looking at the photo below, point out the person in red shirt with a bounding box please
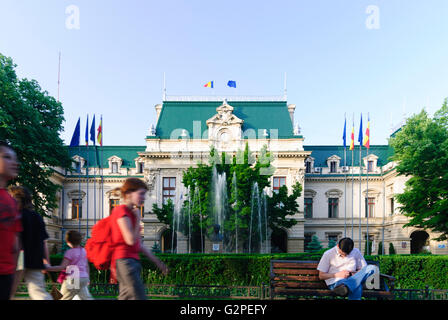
[0,141,21,300]
[110,178,168,300]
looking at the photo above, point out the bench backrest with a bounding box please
[270,260,326,289]
[270,260,380,290]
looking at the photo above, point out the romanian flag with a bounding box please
[363,114,370,149]
[349,120,355,151]
[204,81,214,88]
[97,115,103,146]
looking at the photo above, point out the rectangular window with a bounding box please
[163,177,176,205]
[273,177,286,193]
[365,197,375,218]
[75,162,81,173]
[112,162,118,173]
[72,199,82,219]
[110,199,120,213]
[138,162,144,174]
[368,161,374,172]
[390,198,394,215]
[330,162,337,173]
[304,198,313,218]
[305,162,311,174]
[328,198,338,218]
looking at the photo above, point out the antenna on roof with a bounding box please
[163,72,166,101]
[283,72,287,100]
[57,51,61,102]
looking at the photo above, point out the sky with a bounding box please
[1,0,448,146]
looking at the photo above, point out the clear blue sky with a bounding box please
[1,0,448,146]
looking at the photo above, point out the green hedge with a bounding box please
[366,255,448,290]
[49,252,448,289]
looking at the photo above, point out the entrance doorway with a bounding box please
[410,231,429,254]
[271,229,288,253]
[161,229,177,253]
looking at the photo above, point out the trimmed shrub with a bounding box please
[50,253,448,289]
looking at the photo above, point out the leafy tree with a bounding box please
[389,243,396,255]
[0,53,72,216]
[328,238,337,249]
[153,142,301,253]
[377,241,383,255]
[306,235,322,252]
[389,100,448,241]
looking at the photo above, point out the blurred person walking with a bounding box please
[8,185,53,300]
[0,141,21,300]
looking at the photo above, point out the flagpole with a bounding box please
[78,143,81,234]
[366,145,369,254]
[358,114,363,251]
[85,115,90,238]
[86,141,89,238]
[343,113,347,238]
[101,115,104,219]
[57,51,61,102]
[93,147,97,226]
[351,113,355,240]
[365,113,370,255]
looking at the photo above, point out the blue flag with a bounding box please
[227,80,236,88]
[90,115,96,145]
[358,113,363,146]
[85,115,89,146]
[70,117,81,147]
[342,117,346,148]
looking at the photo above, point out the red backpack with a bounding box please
[85,216,114,270]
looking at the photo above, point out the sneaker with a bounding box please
[332,284,349,297]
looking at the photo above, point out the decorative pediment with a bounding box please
[108,155,123,164]
[206,100,244,127]
[206,100,244,149]
[325,189,343,198]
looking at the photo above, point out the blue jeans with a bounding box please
[328,265,377,300]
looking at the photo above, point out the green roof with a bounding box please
[67,146,145,168]
[155,101,296,139]
[303,145,395,167]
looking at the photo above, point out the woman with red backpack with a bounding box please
[109,178,168,300]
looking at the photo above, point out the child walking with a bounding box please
[46,230,93,300]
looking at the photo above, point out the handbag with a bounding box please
[50,285,63,300]
[48,272,63,300]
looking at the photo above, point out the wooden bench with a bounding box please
[270,260,395,300]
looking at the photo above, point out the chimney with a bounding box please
[287,104,296,125]
[155,104,163,122]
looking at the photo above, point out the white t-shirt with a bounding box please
[317,246,367,286]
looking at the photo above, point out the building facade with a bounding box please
[45,97,448,255]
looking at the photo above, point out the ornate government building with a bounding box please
[47,97,448,255]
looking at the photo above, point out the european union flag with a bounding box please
[90,114,96,145]
[227,80,236,88]
[69,117,81,147]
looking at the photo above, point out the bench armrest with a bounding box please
[380,273,395,290]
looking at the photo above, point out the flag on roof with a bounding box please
[227,80,236,88]
[69,117,80,147]
[97,115,103,146]
[90,114,96,146]
[358,113,363,146]
[363,114,370,149]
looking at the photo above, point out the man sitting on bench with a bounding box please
[317,237,377,300]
